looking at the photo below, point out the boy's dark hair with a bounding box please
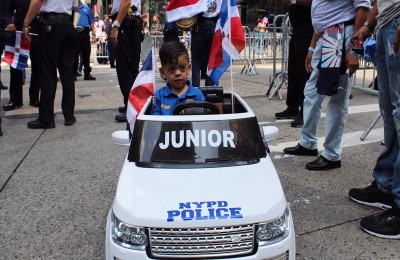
[159,41,189,66]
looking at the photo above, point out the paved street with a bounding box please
[0,62,397,259]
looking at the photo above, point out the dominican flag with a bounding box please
[166,0,207,22]
[2,31,31,71]
[126,49,156,133]
[207,0,245,85]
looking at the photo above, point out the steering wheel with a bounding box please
[173,101,220,115]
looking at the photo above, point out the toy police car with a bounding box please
[106,88,295,259]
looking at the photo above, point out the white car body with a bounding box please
[106,92,295,259]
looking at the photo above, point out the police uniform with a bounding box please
[28,12,41,107]
[74,2,96,80]
[152,81,205,115]
[111,0,142,122]
[24,0,78,129]
[0,0,13,135]
[191,0,222,88]
[3,0,30,111]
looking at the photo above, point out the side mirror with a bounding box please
[112,130,130,146]
[262,126,279,142]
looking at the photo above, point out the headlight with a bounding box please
[111,211,148,250]
[256,206,291,246]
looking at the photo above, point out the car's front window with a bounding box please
[128,117,266,168]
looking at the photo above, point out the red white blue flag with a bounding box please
[207,0,245,85]
[2,31,31,71]
[166,0,208,22]
[127,49,156,133]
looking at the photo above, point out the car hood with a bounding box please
[112,157,287,228]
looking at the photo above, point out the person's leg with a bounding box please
[116,19,141,106]
[58,21,77,122]
[82,31,95,79]
[8,67,23,105]
[299,38,324,150]
[353,17,400,240]
[320,25,354,161]
[190,28,203,88]
[285,37,299,111]
[37,21,61,124]
[29,31,41,104]
[204,20,215,86]
[384,17,400,208]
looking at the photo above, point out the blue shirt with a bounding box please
[152,81,205,115]
[77,3,95,28]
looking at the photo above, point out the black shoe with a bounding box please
[1,84,8,90]
[115,113,127,122]
[0,126,3,136]
[118,106,127,113]
[291,115,303,128]
[27,119,55,129]
[349,181,394,210]
[360,204,400,239]
[65,116,76,126]
[110,65,116,68]
[76,71,82,77]
[305,155,341,171]
[3,102,23,111]
[29,100,40,107]
[84,74,96,80]
[283,143,318,156]
[275,107,299,119]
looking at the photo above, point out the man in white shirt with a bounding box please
[23,0,79,129]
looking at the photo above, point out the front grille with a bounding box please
[148,224,255,258]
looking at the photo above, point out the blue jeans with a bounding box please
[372,16,400,208]
[299,25,353,161]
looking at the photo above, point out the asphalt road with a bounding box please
[0,63,397,259]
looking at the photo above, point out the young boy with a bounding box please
[152,41,205,115]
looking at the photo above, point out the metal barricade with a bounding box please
[95,35,109,64]
[240,26,256,75]
[266,13,290,100]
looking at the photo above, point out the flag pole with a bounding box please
[227,0,235,113]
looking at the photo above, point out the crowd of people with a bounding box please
[0,0,399,240]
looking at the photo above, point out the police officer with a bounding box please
[110,0,142,122]
[23,0,78,129]
[191,0,222,88]
[74,0,96,81]
[0,0,13,135]
[3,0,30,111]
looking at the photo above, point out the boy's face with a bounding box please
[160,53,191,91]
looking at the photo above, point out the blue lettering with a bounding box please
[207,201,217,208]
[217,201,228,207]
[192,201,206,208]
[167,210,180,222]
[229,207,243,219]
[216,208,229,219]
[182,210,194,221]
[208,208,216,219]
[179,202,191,209]
[195,209,208,220]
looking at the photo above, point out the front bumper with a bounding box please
[105,209,296,260]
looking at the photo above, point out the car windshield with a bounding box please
[128,117,267,168]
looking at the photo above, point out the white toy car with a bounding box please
[106,88,295,259]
